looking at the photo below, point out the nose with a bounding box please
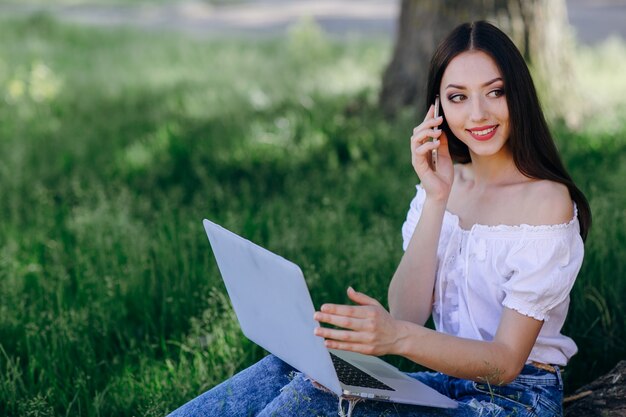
[469,96,487,122]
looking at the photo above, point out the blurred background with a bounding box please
[0,0,625,416]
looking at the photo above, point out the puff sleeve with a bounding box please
[401,185,426,251]
[501,224,584,321]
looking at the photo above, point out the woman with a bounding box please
[169,21,591,417]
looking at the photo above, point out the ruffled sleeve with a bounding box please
[501,225,584,321]
[401,185,426,251]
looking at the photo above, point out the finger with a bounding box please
[414,116,444,134]
[412,127,443,140]
[314,327,373,343]
[413,140,441,158]
[347,287,382,307]
[323,340,377,356]
[314,311,366,329]
[422,104,435,123]
[318,303,371,318]
[411,132,442,159]
[411,128,443,146]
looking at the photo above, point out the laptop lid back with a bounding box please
[203,219,342,396]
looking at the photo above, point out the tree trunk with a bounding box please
[502,0,578,124]
[379,0,491,118]
[379,0,576,123]
[564,360,626,416]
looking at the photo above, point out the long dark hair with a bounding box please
[426,21,591,241]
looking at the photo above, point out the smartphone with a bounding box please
[431,95,440,171]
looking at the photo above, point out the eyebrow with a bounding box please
[445,77,503,90]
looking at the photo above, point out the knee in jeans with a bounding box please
[261,354,292,374]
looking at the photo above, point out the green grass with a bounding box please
[0,14,624,416]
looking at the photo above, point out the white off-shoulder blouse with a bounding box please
[401,185,584,366]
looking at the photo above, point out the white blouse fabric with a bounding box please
[401,185,584,366]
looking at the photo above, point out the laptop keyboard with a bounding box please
[329,353,395,391]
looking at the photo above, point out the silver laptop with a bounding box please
[203,219,457,409]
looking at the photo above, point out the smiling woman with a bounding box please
[167,21,591,417]
[440,53,510,156]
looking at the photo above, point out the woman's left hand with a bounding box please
[313,287,402,356]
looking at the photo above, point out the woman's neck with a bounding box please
[466,149,528,189]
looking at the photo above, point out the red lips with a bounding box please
[466,125,498,141]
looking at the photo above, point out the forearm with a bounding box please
[388,197,447,325]
[393,321,523,384]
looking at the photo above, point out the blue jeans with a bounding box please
[167,355,563,416]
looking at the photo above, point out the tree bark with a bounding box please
[379,0,576,122]
[379,0,491,117]
[564,360,626,416]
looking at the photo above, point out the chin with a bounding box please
[465,141,508,158]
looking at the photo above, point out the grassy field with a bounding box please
[0,14,625,416]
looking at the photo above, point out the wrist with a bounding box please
[423,194,449,211]
[392,320,420,357]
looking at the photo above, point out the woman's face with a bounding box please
[439,51,510,160]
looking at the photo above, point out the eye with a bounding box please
[448,94,466,103]
[488,88,505,98]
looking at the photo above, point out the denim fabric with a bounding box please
[167,355,563,417]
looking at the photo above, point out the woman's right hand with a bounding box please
[410,105,454,201]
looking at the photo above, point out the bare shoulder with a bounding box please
[520,180,574,225]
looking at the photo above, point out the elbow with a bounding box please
[480,351,525,385]
[484,343,528,385]
[389,304,429,326]
[496,360,525,385]
[499,365,523,385]
[479,365,520,386]
[388,304,408,321]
